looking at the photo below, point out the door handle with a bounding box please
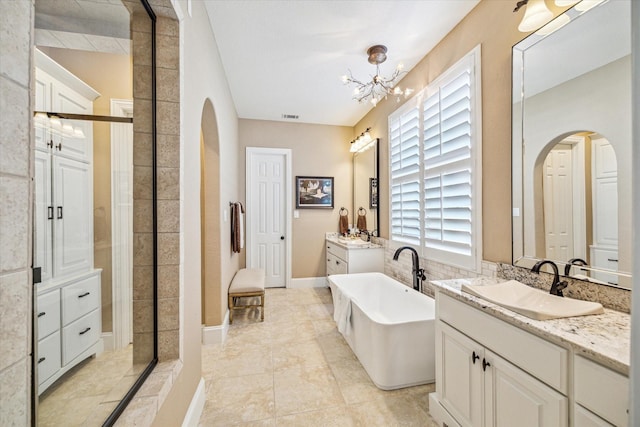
[482,358,491,372]
[280,236,285,240]
[472,351,480,364]
[47,206,53,220]
[57,206,63,219]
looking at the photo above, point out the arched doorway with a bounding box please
[200,99,223,333]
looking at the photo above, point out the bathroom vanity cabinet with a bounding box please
[429,283,630,427]
[325,239,384,276]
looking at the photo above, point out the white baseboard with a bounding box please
[181,377,205,427]
[201,310,229,346]
[289,277,328,288]
[101,333,114,352]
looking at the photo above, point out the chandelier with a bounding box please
[342,45,413,106]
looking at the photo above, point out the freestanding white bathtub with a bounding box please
[328,272,435,390]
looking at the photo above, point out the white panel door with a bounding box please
[247,149,288,288]
[484,349,567,427]
[437,321,483,427]
[53,156,93,277]
[543,145,573,261]
[51,81,93,163]
[35,150,53,282]
[35,69,53,151]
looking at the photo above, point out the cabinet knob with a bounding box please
[482,358,491,371]
[472,351,480,364]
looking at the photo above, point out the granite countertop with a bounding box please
[325,234,383,250]
[430,277,631,375]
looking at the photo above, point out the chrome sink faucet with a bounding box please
[531,260,568,297]
[392,246,426,292]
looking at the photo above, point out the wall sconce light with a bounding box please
[514,0,553,32]
[350,127,375,153]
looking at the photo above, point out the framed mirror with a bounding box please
[512,0,631,288]
[32,0,157,425]
[352,138,380,236]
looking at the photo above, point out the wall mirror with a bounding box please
[512,0,631,288]
[33,0,157,425]
[352,138,380,236]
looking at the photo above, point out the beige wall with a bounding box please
[38,48,133,333]
[353,0,562,264]
[152,0,241,423]
[239,119,354,279]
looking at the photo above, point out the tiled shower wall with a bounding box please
[0,0,33,425]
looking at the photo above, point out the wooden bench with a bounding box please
[228,268,265,324]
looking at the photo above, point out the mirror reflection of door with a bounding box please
[539,132,618,282]
[543,143,576,261]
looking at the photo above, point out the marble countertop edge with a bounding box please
[430,277,630,375]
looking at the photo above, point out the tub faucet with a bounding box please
[531,260,567,297]
[564,258,588,276]
[392,246,426,292]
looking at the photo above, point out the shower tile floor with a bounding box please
[199,287,438,426]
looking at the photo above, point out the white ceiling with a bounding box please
[204,1,480,127]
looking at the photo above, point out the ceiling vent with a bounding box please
[281,114,299,120]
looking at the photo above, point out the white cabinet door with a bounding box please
[53,156,93,277]
[484,349,567,427]
[35,69,54,151]
[51,80,93,163]
[437,321,483,427]
[35,150,54,282]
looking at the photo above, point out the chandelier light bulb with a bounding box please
[341,75,348,83]
[397,63,405,71]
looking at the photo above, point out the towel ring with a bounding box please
[358,207,367,215]
[339,207,349,216]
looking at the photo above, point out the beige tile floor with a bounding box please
[37,345,146,427]
[199,287,438,426]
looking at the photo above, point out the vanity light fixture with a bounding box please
[514,0,554,32]
[342,45,413,107]
[350,127,375,153]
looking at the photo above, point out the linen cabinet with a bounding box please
[34,49,103,394]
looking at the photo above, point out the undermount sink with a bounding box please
[461,280,604,320]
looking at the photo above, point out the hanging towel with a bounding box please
[356,209,367,232]
[333,287,352,336]
[339,214,349,235]
[238,202,245,250]
[231,202,244,253]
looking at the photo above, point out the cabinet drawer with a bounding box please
[62,309,101,365]
[37,290,60,340]
[61,274,100,326]
[574,405,614,427]
[326,242,347,263]
[574,355,628,426]
[326,252,348,275]
[438,293,568,394]
[38,331,61,386]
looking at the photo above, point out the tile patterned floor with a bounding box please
[199,287,438,426]
[37,345,145,427]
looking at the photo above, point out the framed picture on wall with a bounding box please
[296,176,334,208]
[369,178,378,208]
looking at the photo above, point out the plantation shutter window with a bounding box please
[388,46,481,272]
